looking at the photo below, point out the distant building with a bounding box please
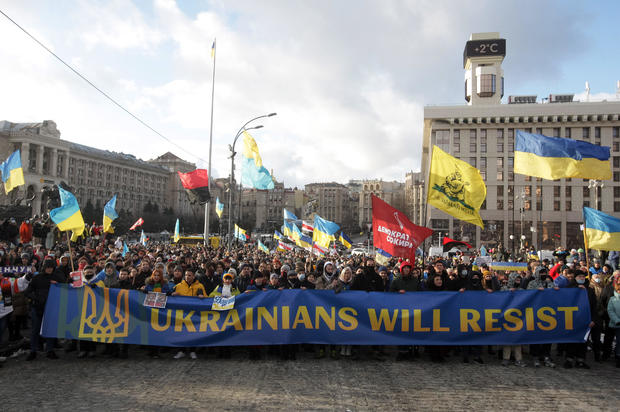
[422,32,620,250]
[404,171,424,225]
[358,179,406,230]
[0,120,169,216]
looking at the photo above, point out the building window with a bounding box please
[553,127,560,137]
[614,172,620,182]
[565,127,571,138]
[497,186,504,196]
[614,157,620,168]
[496,171,503,181]
[497,199,504,210]
[565,186,572,197]
[566,201,571,211]
[553,186,560,197]
[584,201,590,208]
[615,202,620,212]
[614,142,620,152]
[583,187,590,197]
[525,200,531,210]
[614,127,619,139]
[614,187,620,198]
[469,157,477,168]
[433,130,451,152]
[595,127,601,139]
[536,128,543,135]
[497,158,504,169]
[583,127,590,139]
[554,201,560,211]
[478,74,496,97]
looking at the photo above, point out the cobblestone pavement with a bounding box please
[2,345,619,411]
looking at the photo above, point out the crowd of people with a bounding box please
[0,220,619,369]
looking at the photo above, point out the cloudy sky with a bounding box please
[1,0,619,188]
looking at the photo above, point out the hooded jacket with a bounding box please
[526,268,554,290]
[351,266,383,292]
[315,261,337,290]
[24,262,66,313]
[500,272,523,291]
[464,271,484,291]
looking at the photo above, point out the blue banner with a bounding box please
[41,285,590,347]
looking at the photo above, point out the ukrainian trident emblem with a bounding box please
[78,286,130,342]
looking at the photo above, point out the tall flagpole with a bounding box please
[204,38,216,247]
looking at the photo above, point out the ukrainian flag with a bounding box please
[50,186,85,233]
[103,194,118,233]
[339,232,352,249]
[292,224,311,248]
[122,242,129,257]
[215,197,224,218]
[375,248,391,265]
[274,230,283,240]
[235,224,247,242]
[258,240,269,253]
[515,130,611,180]
[583,207,620,251]
[489,262,528,272]
[140,230,147,246]
[283,208,298,221]
[282,221,294,239]
[241,131,274,190]
[0,150,25,194]
[312,214,339,248]
[174,218,180,243]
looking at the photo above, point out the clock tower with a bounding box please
[464,32,506,106]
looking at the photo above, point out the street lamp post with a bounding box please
[227,113,277,249]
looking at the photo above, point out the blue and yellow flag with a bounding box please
[312,214,339,248]
[211,38,216,59]
[283,208,298,222]
[339,232,352,249]
[0,150,25,194]
[234,224,247,242]
[215,197,224,218]
[241,131,274,190]
[291,224,311,248]
[258,240,269,253]
[583,207,620,251]
[140,230,148,246]
[282,221,294,239]
[122,242,129,257]
[103,194,118,234]
[274,230,283,240]
[515,130,611,180]
[375,248,391,265]
[50,186,85,234]
[174,218,180,243]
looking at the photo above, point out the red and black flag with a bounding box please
[178,169,210,204]
[442,236,473,253]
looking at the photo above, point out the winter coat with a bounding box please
[351,266,383,292]
[174,279,206,297]
[327,279,351,294]
[24,269,65,314]
[607,291,620,328]
[389,275,420,292]
[315,262,337,290]
[19,222,33,244]
[526,268,555,290]
[0,274,30,319]
[235,275,253,293]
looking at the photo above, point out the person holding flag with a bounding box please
[0,149,25,194]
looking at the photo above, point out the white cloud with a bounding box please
[0,0,613,189]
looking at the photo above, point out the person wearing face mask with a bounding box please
[459,271,484,364]
[296,266,315,290]
[448,263,470,291]
[499,273,527,367]
[606,274,620,367]
[563,270,597,369]
[390,262,420,294]
[527,267,558,368]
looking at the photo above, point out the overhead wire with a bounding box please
[0,8,208,165]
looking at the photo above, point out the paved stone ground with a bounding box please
[2,344,618,411]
